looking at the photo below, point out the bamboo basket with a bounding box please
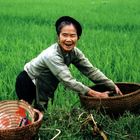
[0,100,43,140]
[79,82,140,114]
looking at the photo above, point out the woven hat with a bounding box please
[55,16,82,37]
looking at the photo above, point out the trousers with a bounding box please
[15,70,59,111]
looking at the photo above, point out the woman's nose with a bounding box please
[65,36,72,41]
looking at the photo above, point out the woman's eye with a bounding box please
[71,34,76,37]
[62,34,68,37]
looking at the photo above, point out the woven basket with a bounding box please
[79,82,140,114]
[0,100,43,140]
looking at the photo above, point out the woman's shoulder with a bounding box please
[41,43,62,59]
[41,43,58,54]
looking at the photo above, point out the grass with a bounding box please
[0,0,140,139]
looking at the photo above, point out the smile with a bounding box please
[64,44,73,46]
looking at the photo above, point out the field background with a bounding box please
[0,0,140,139]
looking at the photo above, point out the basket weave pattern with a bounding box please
[0,100,43,140]
[79,83,140,114]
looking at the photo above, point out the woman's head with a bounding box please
[55,16,82,38]
[55,16,82,52]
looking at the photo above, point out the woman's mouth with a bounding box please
[64,43,73,46]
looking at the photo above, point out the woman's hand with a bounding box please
[87,89,109,98]
[114,85,123,95]
[86,84,123,98]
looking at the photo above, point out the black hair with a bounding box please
[56,21,78,36]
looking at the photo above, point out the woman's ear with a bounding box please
[78,36,80,40]
[55,35,59,42]
[57,35,59,40]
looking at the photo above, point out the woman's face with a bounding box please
[58,24,78,52]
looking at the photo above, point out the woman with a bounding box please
[15,16,122,111]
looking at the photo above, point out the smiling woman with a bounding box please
[58,23,78,52]
[15,16,122,112]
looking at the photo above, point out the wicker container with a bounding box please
[0,100,43,140]
[79,82,140,114]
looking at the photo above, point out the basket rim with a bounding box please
[0,100,32,106]
[79,82,140,100]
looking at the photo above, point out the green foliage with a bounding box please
[0,0,140,139]
[38,108,140,140]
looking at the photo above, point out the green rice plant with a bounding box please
[0,0,140,139]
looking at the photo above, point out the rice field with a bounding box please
[0,0,140,139]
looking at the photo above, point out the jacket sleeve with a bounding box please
[72,48,116,91]
[43,55,90,95]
